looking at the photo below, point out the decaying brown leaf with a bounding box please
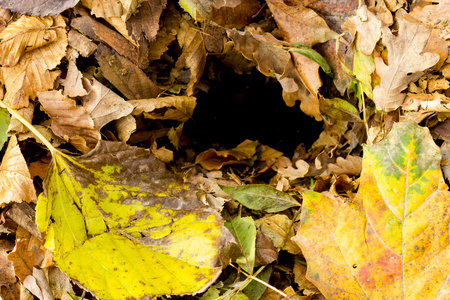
[7,226,45,282]
[0,136,37,206]
[61,60,88,98]
[266,0,339,47]
[171,19,206,96]
[211,0,261,29]
[0,0,79,16]
[96,44,161,99]
[0,239,16,288]
[372,10,440,112]
[38,90,100,153]
[127,0,167,42]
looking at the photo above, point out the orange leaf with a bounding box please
[293,122,450,298]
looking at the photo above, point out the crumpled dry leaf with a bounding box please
[372,10,440,112]
[1,15,67,109]
[114,115,136,142]
[266,0,339,47]
[23,268,54,300]
[67,29,97,58]
[127,0,167,42]
[80,78,134,130]
[0,136,37,207]
[38,90,100,153]
[0,239,16,288]
[196,140,258,170]
[129,96,196,122]
[0,0,79,16]
[7,226,45,282]
[61,60,88,98]
[179,0,240,21]
[171,19,206,96]
[210,0,260,29]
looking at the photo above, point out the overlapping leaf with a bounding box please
[36,142,232,299]
[293,122,450,298]
[1,15,67,109]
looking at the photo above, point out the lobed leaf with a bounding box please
[293,122,450,299]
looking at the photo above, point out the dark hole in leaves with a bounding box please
[184,67,323,157]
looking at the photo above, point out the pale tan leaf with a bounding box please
[7,104,34,134]
[0,16,57,67]
[23,268,54,300]
[129,96,196,122]
[61,60,88,98]
[277,159,310,180]
[1,15,67,109]
[327,155,362,176]
[67,30,97,58]
[255,214,301,254]
[115,114,136,142]
[372,10,439,112]
[80,78,134,130]
[38,90,100,153]
[0,135,37,206]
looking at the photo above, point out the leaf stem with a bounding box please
[0,100,58,155]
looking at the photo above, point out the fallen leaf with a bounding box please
[0,0,79,16]
[196,148,249,170]
[23,268,54,300]
[171,19,206,96]
[221,184,300,213]
[266,0,339,47]
[0,107,9,149]
[255,214,300,254]
[127,0,167,42]
[384,0,406,12]
[67,29,97,58]
[277,159,310,180]
[8,226,45,282]
[80,78,134,130]
[36,142,232,299]
[210,0,260,29]
[46,267,74,300]
[7,104,34,134]
[1,15,67,109]
[372,10,440,112]
[114,114,136,142]
[129,96,196,122]
[225,216,256,274]
[38,90,100,152]
[179,0,240,21]
[293,122,450,298]
[61,60,88,98]
[0,135,37,206]
[0,239,16,287]
[0,16,57,67]
[96,44,161,99]
[353,35,376,99]
[71,15,142,66]
[254,231,277,266]
[327,155,362,176]
[319,97,362,122]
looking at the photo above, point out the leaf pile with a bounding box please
[1,0,450,299]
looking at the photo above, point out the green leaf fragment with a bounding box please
[288,45,333,78]
[319,97,362,123]
[37,142,230,299]
[225,216,256,274]
[221,184,300,213]
[0,107,10,150]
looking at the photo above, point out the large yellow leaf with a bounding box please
[1,15,67,109]
[293,122,450,299]
[36,142,231,299]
